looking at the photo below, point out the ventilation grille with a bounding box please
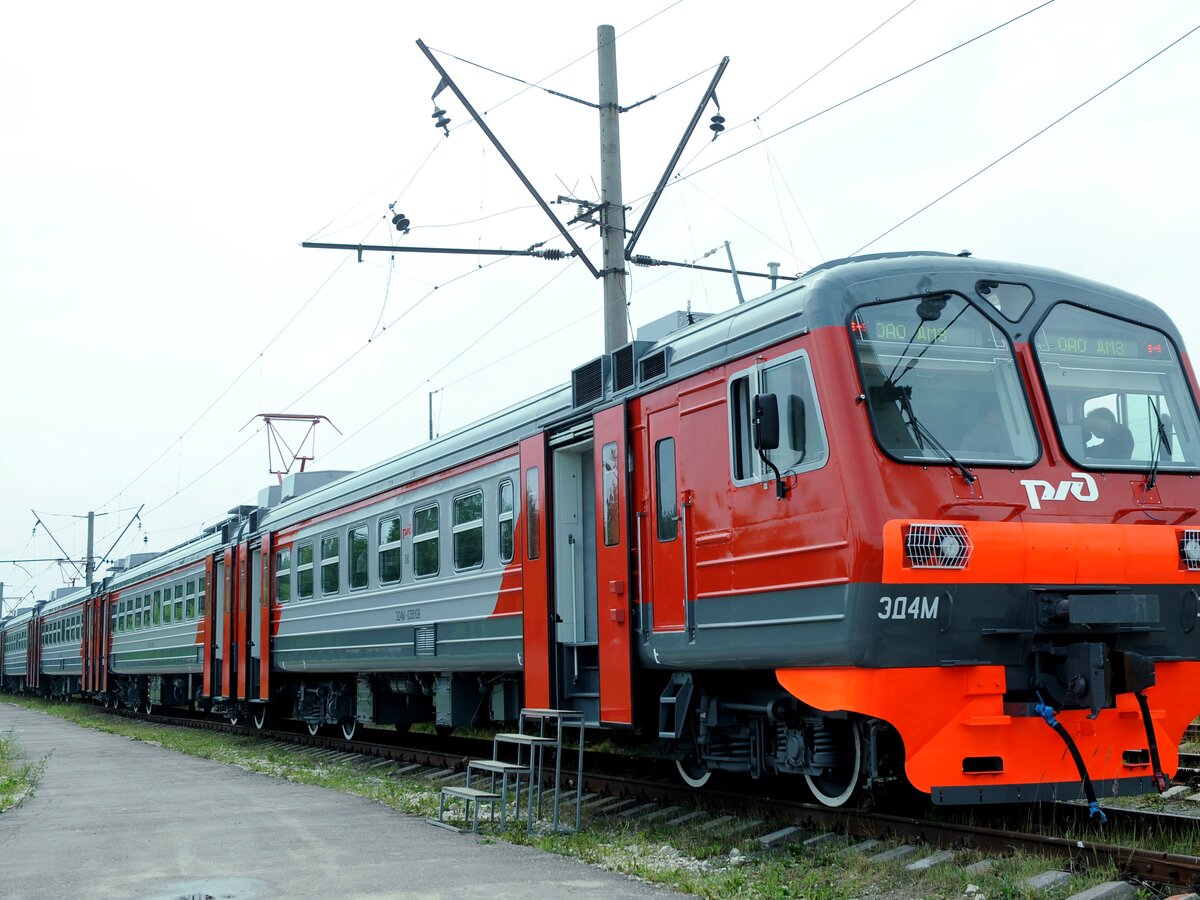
[572,357,608,408]
[638,349,668,384]
[414,624,436,657]
[1181,530,1200,570]
[612,344,636,392]
[904,524,972,569]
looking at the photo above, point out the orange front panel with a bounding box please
[882,520,1191,585]
[778,663,1200,794]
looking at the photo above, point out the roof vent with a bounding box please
[611,341,652,393]
[638,348,669,384]
[571,356,609,408]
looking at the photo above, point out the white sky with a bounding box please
[2,1,1197,611]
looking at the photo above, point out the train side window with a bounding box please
[379,516,403,584]
[153,591,161,626]
[601,442,620,547]
[349,526,369,591]
[414,504,440,578]
[174,584,184,621]
[185,582,196,619]
[163,594,173,624]
[656,437,678,542]
[321,534,340,595]
[498,480,514,564]
[453,490,484,571]
[135,597,143,630]
[729,351,828,485]
[525,468,541,560]
[275,550,292,603]
[297,542,314,599]
[199,575,207,615]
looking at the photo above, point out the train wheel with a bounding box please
[675,756,712,788]
[435,724,454,738]
[252,706,268,732]
[306,721,320,737]
[804,719,863,808]
[340,719,357,741]
[394,722,412,734]
[228,710,240,727]
[142,699,154,716]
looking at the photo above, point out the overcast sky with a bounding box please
[2,1,1197,611]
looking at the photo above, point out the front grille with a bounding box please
[905,523,972,569]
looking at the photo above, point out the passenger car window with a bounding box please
[349,526,369,590]
[453,491,484,571]
[414,504,439,577]
[297,542,314,599]
[498,480,514,564]
[379,516,403,584]
[321,534,340,595]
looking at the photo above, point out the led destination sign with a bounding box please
[1034,330,1170,360]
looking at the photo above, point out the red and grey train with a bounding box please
[4,250,1200,810]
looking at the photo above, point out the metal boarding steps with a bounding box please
[426,707,586,833]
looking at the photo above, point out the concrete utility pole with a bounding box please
[85,511,95,586]
[597,24,629,353]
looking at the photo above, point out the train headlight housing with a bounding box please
[905,523,972,569]
[1180,530,1200,570]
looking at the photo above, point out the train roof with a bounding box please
[40,586,88,616]
[102,251,1184,578]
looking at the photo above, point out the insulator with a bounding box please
[391,213,410,232]
[631,254,657,267]
[432,107,450,136]
[537,248,565,261]
[709,114,726,138]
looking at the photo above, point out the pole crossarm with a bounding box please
[301,242,573,262]
[415,39,600,279]
[629,254,797,281]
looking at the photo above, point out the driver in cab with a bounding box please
[1084,407,1134,460]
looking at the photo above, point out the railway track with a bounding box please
[116,706,1200,891]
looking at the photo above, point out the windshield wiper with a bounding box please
[880,379,976,484]
[1145,398,1172,490]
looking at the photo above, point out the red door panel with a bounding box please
[594,404,634,726]
[259,535,272,701]
[235,541,250,702]
[221,547,234,700]
[520,433,552,709]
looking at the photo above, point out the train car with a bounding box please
[67,250,1200,810]
[95,541,217,713]
[1,607,35,694]
[38,587,87,700]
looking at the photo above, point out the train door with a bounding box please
[593,403,634,726]
[231,540,250,706]
[551,431,599,719]
[519,433,553,709]
[647,407,690,634]
[27,614,41,690]
[237,542,259,705]
[256,535,272,703]
[204,556,220,696]
[218,547,234,700]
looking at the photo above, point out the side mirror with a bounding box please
[753,393,780,451]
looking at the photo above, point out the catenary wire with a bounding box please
[850,21,1200,256]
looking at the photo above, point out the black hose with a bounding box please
[1134,691,1170,793]
[1035,696,1107,824]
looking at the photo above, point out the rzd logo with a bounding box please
[1019,472,1099,510]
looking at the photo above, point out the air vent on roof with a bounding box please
[611,341,652,393]
[571,356,610,408]
[638,348,669,384]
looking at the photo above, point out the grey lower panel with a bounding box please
[638,581,1200,670]
[932,775,1158,805]
[274,617,522,674]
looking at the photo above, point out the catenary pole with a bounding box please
[597,25,628,353]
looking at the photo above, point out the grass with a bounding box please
[0,695,1177,898]
[0,725,47,813]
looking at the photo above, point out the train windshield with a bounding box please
[1034,303,1200,471]
[851,294,1039,466]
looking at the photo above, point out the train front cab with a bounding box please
[780,268,1200,806]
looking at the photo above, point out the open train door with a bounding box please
[519,433,553,709]
[593,403,634,726]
